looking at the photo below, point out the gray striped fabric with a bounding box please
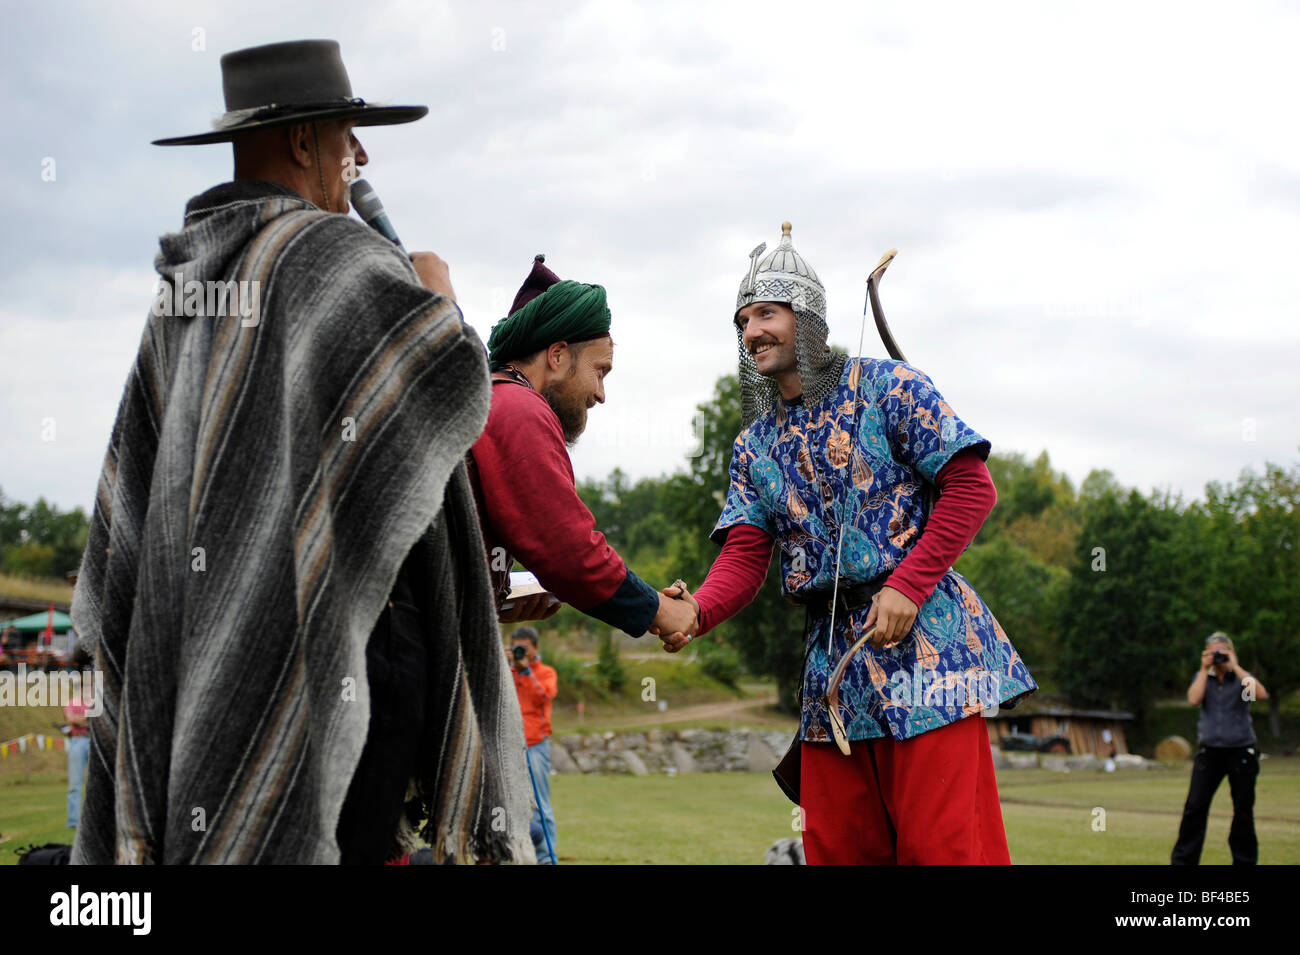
[70,181,535,864]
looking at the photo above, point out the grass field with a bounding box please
[0,572,73,606]
[4,757,1297,865]
[548,759,1300,864]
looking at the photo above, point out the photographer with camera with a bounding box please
[508,626,559,863]
[1171,632,1269,865]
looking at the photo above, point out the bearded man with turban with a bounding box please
[661,223,1037,865]
[470,254,697,637]
[469,256,697,863]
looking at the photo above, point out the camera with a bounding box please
[512,644,528,663]
[1212,651,1228,664]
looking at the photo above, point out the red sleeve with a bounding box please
[470,384,629,609]
[693,523,774,636]
[884,447,996,609]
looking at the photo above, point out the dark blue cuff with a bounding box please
[583,565,659,637]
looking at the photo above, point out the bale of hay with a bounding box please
[1154,735,1193,761]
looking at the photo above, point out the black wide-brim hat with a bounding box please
[153,39,427,146]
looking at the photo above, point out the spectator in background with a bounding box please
[1171,632,1269,865]
[64,676,93,828]
[509,626,558,863]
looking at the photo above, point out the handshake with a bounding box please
[650,579,699,653]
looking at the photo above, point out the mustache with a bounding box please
[747,337,780,354]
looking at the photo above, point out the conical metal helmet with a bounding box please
[733,222,843,425]
[735,221,827,324]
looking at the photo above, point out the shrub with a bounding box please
[595,630,626,696]
[700,645,742,688]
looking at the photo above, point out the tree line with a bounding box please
[5,378,1296,738]
[0,488,88,580]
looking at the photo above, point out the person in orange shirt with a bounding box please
[508,625,559,863]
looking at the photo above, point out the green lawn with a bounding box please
[548,760,1300,864]
[5,759,1297,864]
[0,773,75,862]
[995,759,1300,864]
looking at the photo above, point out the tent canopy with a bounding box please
[2,610,72,633]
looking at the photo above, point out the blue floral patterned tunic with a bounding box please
[713,357,1037,742]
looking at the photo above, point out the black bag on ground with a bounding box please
[17,842,72,865]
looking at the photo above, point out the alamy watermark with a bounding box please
[152,274,261,327]
[0,665,103,715]
[49,885,151,935]
[888,665,1001,714]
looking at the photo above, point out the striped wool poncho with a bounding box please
[70,179,535,864]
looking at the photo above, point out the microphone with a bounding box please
[349,179,407,254]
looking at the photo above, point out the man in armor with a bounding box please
[662,223,1037,864]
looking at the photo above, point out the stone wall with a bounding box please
[548,729,1154,774]
[992,748,1152,771]
[551,728,789,775]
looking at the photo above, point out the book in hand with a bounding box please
[500,571,560,617]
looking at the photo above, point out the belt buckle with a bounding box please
[828,589,858,616]
[838,588,863,616]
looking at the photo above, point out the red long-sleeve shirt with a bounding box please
[468,375,660,636]
[694,447,996,634]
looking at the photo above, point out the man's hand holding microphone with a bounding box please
[351,178,455,301]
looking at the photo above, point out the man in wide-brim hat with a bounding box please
[153,39,427,223]
[70,39,535,865]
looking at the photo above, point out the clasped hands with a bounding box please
[649,580,699,653]
[646,582,919,654]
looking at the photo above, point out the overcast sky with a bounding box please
[2,0,1297,517]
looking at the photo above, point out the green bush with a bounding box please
[596,630,626,695]
[550,651,605,702]
[2,541,56,577]
[700,645,742,688]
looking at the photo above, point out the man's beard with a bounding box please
[541,376,589,447]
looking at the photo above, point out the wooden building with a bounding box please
[986,703,1135,756]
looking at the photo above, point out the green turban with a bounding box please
[487,280,611,370]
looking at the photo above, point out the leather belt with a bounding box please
[803,575,889,617]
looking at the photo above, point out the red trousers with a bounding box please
[800,714,1010,865]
